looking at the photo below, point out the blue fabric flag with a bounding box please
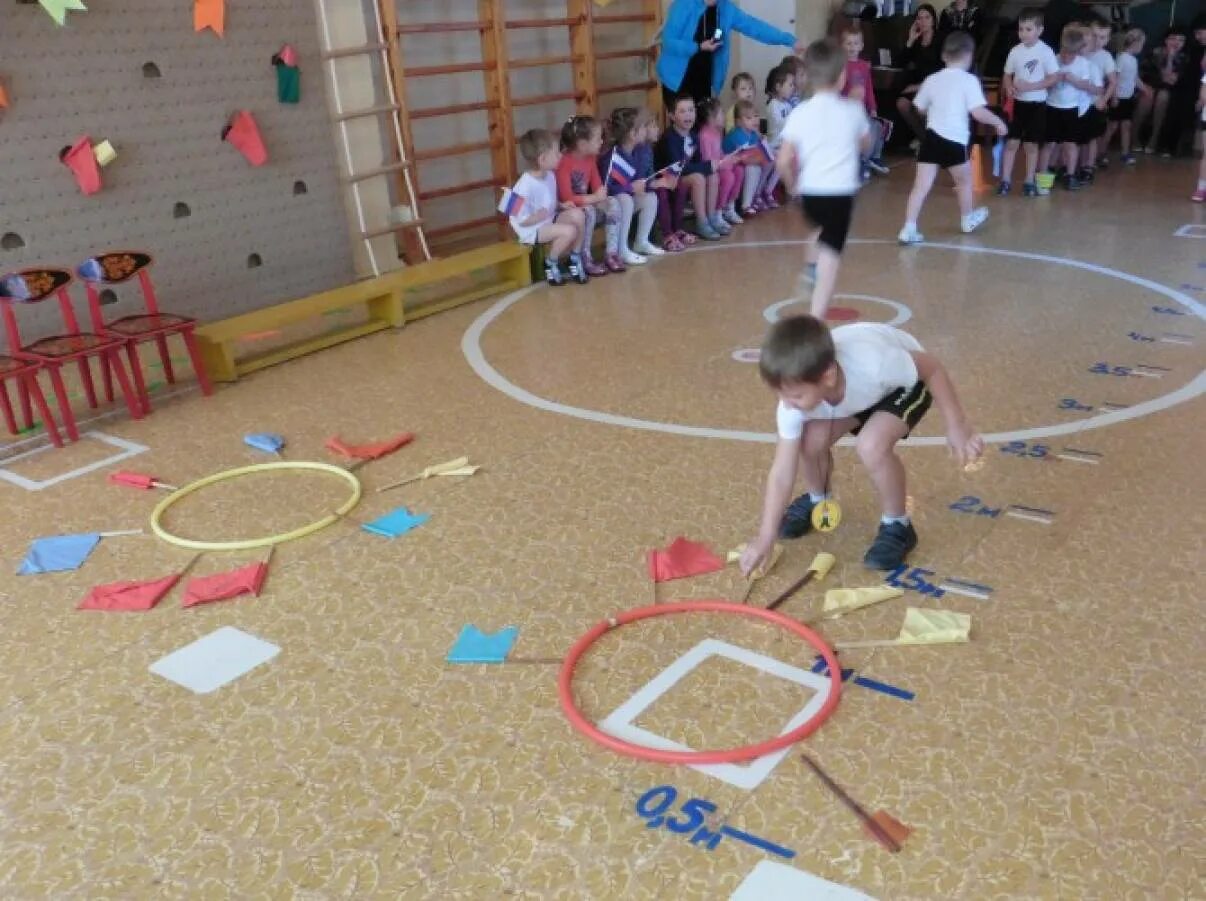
[361,507,430,538]
[447,625,518,663]
[244,432,285,455]
[18,533,102,575]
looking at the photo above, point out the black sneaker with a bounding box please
[1022,182,1039,197]
[995,181,1011,196]
[1078,166,1095,184]
[567,253,588,284]
[778,494,817,539]
[862,521,918,570]
[544,259,566,287]
[1063,174,1082,191]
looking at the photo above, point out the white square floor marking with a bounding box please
[0,430,148,491]
[150,627,280,694]
[731,861,876,900]
[599,638,834,790]
[1173,224,1206,239]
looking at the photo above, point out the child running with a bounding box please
[602,107,661,264]
[998,8,1059,196]
[557,115,624,275]
[505,129,587,286]
[777,39,871,320]
[898,32,1007,244]
[739,315,984,574]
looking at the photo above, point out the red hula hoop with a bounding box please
[557,600,842,764]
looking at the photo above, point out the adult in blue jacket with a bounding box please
[657,0,802,109]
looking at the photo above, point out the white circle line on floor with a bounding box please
[462,239,1205,446]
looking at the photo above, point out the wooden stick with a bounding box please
[506,656,562,665]
[376,472,423,493]
[98,529,144,538]
[800,753,902,853]
[735,576,755,604]
[765,568,819,612]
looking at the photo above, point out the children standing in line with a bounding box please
[764,66,795,208]
[697,98,744,230]
[557,115,624,275]
[840,24,890,178]
[898,32,1007,244]
[726,71,757,130]
[1193,70,1206,201]
[506,129,588,286]
[1101,28,1149,166]
[777,39,870,320]
[654,94,718,246]
[998,8,1059,196]
[738,315,985,574]
[725,99,774,218]
[1041,27,1097,191]
[602,107,662,265]
[1077,17,1116,183]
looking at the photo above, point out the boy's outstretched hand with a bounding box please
[946,420,985,467]
[739,536,775,577]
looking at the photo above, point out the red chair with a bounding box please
[0,356,65,448]
[76,252,212,413]
[0,267,143,442]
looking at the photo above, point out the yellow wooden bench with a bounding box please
[196,242,530,382]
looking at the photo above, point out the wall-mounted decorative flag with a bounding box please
[61,136,102,195]
[39,0,87,27]
[272,45,300,103]
[194,0,224,36]
[222,111,267,166]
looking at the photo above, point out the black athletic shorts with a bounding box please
[1080,107,1107,143]
[917,129,969,169]
[800,195,855,253]
[1108,97,1136,122]
[851,382,932,436]
[1045,106,1081,144]
[1008,100,1047,143]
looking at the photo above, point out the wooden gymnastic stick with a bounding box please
[765,552,836,612]
[800,753,904,853]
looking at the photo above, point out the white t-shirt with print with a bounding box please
[913,67,988,145]
[775,324,924,440]
[507,171,557,244]
[1004,41,1059,103]
[1081,53,1104,113]
[767,98,793,149]
[1047,55,1093,110]
[780,91,870,196]
[1115,51,1139,99]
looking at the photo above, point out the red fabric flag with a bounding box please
[223,111,268,166]
[647,537,725,583]
[325,433,415,461]
[181,562,267,608]
[62,136,102,195]
[78,574,180,612]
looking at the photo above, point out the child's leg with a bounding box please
[634,190,658,246]
[1148,89,1169,151]
[1022,141,1039,183]
[539,219,578,260]
[949,161,973,217]
[1038,141,1053,172]
[1000,138,1021,183]
[578,204,596,255]
[903,162,940,226]
[1102,120,1117,152]
[762,168,781,201]
[869,121,887,161]
[684,173,711,234]
[615,193,635,250]
[810,243,841,320]
[1120,120,1132,155]
[854,412,911,519]
[741,163,762,209]
[798,416,860,498]
[1062,142,1078,173]
[655,187,674,236]
[1196,149,1206,197]
[672,180,689,231]
[705,171,719,218]
[602,196,622,257]
[718,167,740,210]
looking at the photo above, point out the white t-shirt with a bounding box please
[1089,48,1116,83]
[780,91,870,196]
[913,67,988,145]
[1004,41,1059,103]
[775,324,924,439]
[1081,53,1104,113]
[767,97,793,149]
[507,171,556,244]
[1047,55,1093,110]
[1115,51,1139,100]
[1202,74,1206,122]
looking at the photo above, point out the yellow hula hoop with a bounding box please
[150,462,362,551]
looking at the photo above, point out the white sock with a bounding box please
[904,221,917,232]
[881,513,910,526]
[1199,179,1206,191]
[809,492,829,504]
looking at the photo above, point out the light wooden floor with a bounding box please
[1,157,1203,900]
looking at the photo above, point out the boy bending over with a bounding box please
[740,317,984,573]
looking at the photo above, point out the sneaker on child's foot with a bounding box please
[1022,182,1039,197]
[761,192,780,210]
[696,222,723,241]
[633,241,665,256]
[1097,155,1109,168]
[960,206,989,234]
[867,158,890,176]
[1121,153,1137,166]
[778,494,818,540]
[897,224,925,245]
[1077,166,1095,184]
[723,208,744,225]
[863,521,918,570]
[621,250,648,265]
[741,206,759,218]
[1063,174,1082,191]
[567,253,589,284]
[544,259,566,287]
[1193,188,1206,203]
[995,181,1012,196]
[710,214,732,235]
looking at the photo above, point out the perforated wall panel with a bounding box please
[0,0,354,338]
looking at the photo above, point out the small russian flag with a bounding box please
[497,188,524,217]
[607,150,636,190]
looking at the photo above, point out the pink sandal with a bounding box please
[675,229,698,246]
[662,234,686,252]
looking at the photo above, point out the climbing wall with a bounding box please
[0,0,354,339]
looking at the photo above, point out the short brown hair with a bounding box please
[804,39,845,89]
[734,98,757,119]
[759,316,836,387]
[518,128,557,166]
[942,31,975,60]
[1061,25,1086,52]
[840,22,863,39]
[730,71,756,91]
[1018,7,1044,27]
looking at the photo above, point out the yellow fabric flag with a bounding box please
[726,542,783,579]
[897,607,970,645]
[822,585,903,614]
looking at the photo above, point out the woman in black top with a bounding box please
[938,0,980,44]
[895,4,942,142]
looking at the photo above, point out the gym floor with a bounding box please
[1,159,1202,899]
